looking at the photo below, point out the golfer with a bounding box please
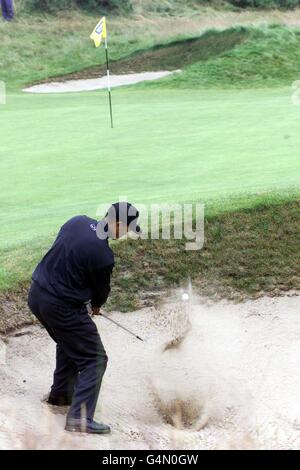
[0,0,14,21]
[28,202,141,434]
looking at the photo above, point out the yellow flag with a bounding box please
[90,17,107,48]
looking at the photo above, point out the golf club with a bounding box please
[86,303,144,342]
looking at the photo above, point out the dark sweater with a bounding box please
[32,216,114,307]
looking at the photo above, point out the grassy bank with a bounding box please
[111,198,300,311]
[147,25,300,88]
[3,8,300,90]
[1,197,299,334]
[42,25,300,90]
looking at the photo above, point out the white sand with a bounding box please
[0,291,299,450]
[23,71,179,94]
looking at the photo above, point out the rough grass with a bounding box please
[3,8,300,89]
[20,23,300,90]
[47,27,250,82]
[132,24,300,89]
[109,198,300,311]
[0,198,299,334]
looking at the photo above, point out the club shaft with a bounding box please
[99,313,144,341]
[87,304,143,341]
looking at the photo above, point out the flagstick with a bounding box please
[105,37,114,129]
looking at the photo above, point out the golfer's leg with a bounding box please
[1,0,7,19]
[50,344,78,402]
[69,353,107,420]
[28,282,58,343]
[28,281,77,404]
[4,0,13,19]
[67,337,107,421]
[56,315,108,421]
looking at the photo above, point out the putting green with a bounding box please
[1,86,299,251]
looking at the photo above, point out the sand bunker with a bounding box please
[23,71,179,94]
[0,291,299,450]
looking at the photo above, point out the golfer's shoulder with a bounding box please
[61,215,91,233]
[62,215,114,268]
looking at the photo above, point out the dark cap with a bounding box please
[106,202,141,235]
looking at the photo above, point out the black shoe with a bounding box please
[65,418,111,434]
[47,395,72,406]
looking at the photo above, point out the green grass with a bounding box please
[1,6,229,91]
[1,197,299,333]
[3,9,300,91]
[109,198,300,311]
[1,9,300,333]
[57,25,300,90]
[1,85,300,292]
[57,27,250,82]
[0,11,187,90]
[0,13,138,90]
[143,25,300,89]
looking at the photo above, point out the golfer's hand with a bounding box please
[92,306,101,316]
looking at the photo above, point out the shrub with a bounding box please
[228,0,300,8]
[22,0,133,13]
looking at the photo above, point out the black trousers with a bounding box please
[28,281,108,421]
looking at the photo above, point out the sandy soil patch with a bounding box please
[23,71,179,94]
[0,291,299,450]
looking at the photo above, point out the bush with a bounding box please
[77,0,133,12]
[22,0,133,13]
[23,0,72,12]
[16,0,300,14]
[228,0,300,8]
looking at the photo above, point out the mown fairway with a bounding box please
[1,86,300,252]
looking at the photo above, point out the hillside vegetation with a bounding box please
[1,197,299,334]
[3,11,300,90]
[0,3,299,334]
[14,0,300,14]
[147,25,300,88]
[47,25,300,89]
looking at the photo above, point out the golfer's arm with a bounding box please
[89,264,114,308]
